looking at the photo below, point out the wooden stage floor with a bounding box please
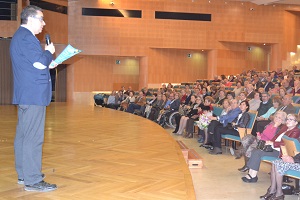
[0,103,196,200]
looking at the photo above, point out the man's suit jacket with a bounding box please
[254,81,264,90]
[10,26,53,106]
[169,99,180,111]
[281,103,296,115]
[233,112,250,128]
[219,107,242,127]
[247,91,255,99]
[264,82,275,92]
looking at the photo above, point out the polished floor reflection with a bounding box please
[0,104,195,200]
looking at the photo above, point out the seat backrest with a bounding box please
[238,111,257,138]
[292,95,300,103]
[292,103,300,115]
[247,111,257,129]
[282,135,300,156]
[212,106,223,117]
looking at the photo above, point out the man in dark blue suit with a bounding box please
[10,5,57,192]
[263,76,275,92]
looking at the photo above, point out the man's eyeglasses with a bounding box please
[286,118,297,122]
[31,16,44,22]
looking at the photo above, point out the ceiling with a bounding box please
[235,0,300,5]
[55,0,300,6]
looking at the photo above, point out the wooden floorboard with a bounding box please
[0,103,195,200]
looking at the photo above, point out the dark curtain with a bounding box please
[55,64,67,102]
[0,39,13,105]
[0,39,67,104]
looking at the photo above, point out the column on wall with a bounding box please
[270,43,281,71]
[66,63,75,103]
[207,49,218,80]
[139,57,148,90]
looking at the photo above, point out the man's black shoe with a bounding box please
[24,180,57,192]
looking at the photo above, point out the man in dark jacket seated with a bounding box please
[158,93,180,127]
[251,92,273,136]
[206,99,242,154]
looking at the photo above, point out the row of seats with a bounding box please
[211,105,300,190]
[261,135,300,192]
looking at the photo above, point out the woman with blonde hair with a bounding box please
[242,114,300,183]
[236,111,286,172]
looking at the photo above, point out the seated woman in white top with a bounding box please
[233,81,243,97]
[249,92,261,111]
[120,91,135,111]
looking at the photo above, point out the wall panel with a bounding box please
[148,48,207,84]
[67,55,140,102]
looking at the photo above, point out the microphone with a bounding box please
[45,34,51,45]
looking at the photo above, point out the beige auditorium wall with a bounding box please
[66,0,300,91]
[0,0,22,37]
[216,42,270,75]
[148,48,207,83]
[67,55,140,103]
[73,56,139,91]
[35,0,68,45]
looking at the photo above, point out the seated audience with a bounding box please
[233,81,243,97]
[214,90,226,106]
[260,152,300,200]
[236,111,286,172]
[223,78,232,87]
[204,99,232,145]
[120,91,135,111]
[114,90,124,110]
[257,92,273,116]
[292,79,300,95]
[250,92,273,136]
[280,94,296,115]
[263,76,275,92]
[226,91,235,102]
[180,89,187,104]
[161,84,167,93]
[253,96,283,134]
[184,96,213,138]
[281,79,293,94]
[158,92,180,126]
[205,99,241,150]
[193,88,201,97]
[246,84,255,99]
[104,91,117,109]
[242,114,300,183]
[238,91,247,104]
[249,92,261,111]
[173,95,200,134]
[203,81,211,93]
[142,87,152,96]
[174,96,203,136]
[252,76,264,91]
[209,100,250,155]
[143,93,157,118]
[167,83,174,92]
[124,86,133,96]
[278,87,287,99]
[184,89,192,105]
[201,87,210,100]
[269,82,280,95]
[126,91,146,113]
[148,94,167,121]
[195,105,213,135]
